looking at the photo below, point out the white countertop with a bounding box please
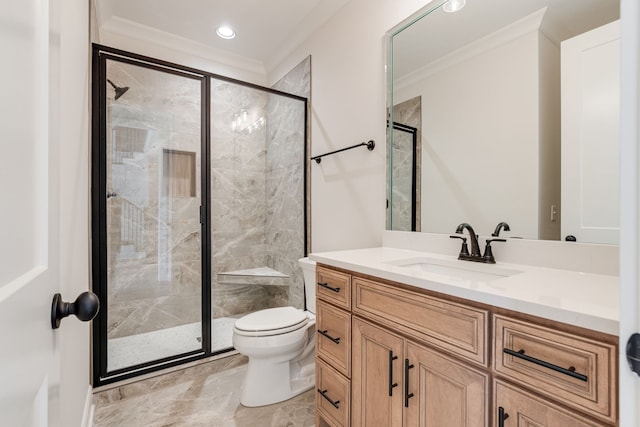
[310,247,619,335]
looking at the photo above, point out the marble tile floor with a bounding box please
[93,354,315,427]
[108,317,238,371]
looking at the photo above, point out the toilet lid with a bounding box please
[234,307,308,336]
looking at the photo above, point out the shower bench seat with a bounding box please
[217,267,290,286]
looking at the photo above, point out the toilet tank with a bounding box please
[298,257,316,313]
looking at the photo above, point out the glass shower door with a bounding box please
[103,58,204,373]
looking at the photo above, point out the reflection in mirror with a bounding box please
[386,0,620,244]
[388,96,422,231]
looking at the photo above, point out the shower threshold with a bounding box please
[107,317,237,372]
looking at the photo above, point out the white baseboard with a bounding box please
[80,385,94,427]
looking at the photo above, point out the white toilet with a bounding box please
[232,257,317,407]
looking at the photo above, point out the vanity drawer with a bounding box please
[352,277,488,366]
[493,315,617,423]
[316,300,351,377]
[494,379,604,427]
[316,358,351,427]
[316,266,351,309]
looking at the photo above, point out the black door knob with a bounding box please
[51,291,100,329]
[626,333,640,377]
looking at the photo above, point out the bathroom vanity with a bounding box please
[311,240,618,427]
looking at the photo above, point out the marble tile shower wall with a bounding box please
[210,80,284,317]
[107,62,203,339]
[210,56,309,316]
[268,57,310,310]
[106,58,309,341]
[390,96,422,232]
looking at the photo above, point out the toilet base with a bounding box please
[239,353,315,407]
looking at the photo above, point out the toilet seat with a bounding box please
[234,307,309,337]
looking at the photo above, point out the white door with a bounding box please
[561,20,620,244]
[619,1,640,425]
[0,0,61,426]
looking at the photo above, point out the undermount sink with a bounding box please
[385,257,522,282]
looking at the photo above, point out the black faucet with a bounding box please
[454,223,481,258]
[492,222,511,237]
[482,238,506,263]
[451,223,506,263]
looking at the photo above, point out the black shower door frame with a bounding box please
[91,44,308,387]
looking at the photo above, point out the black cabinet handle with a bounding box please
[317,282,340,293]
[404,358,414,407]
[503,348,588,382]
[388,350,398,396]
[318,329,341,344]
[498,407,509,427]
[317,388,340,409]
[51,291,100,329]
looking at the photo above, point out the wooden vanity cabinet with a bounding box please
[493,314,617,425]
[350,283,490,427]
[315,266,352,427]
[313,264,618,427]
[351,316,489,426]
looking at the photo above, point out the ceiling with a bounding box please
[95,0,351,68]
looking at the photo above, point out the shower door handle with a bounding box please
[106,191,117,199]
[51,291,100,329]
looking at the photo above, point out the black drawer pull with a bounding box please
[318,282,340,293]
[503,348,588,382]
[389,350,398,396]
[404,359,414,407]
[498,407,509,427]
[318,329,341,344]
[317,388,340,409]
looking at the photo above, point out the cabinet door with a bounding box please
[494,380,602,427]
[405,341,489,426]
[352,318,404,427]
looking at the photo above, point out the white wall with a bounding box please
[59,0,92,425]
[268,0,431,252]
[396,31,542,239]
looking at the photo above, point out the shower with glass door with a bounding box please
[91,45,308,386]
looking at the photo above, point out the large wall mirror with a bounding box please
[386,0,620,244]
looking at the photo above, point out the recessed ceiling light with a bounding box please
[216,26,236,40]
[443,0,466,13]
